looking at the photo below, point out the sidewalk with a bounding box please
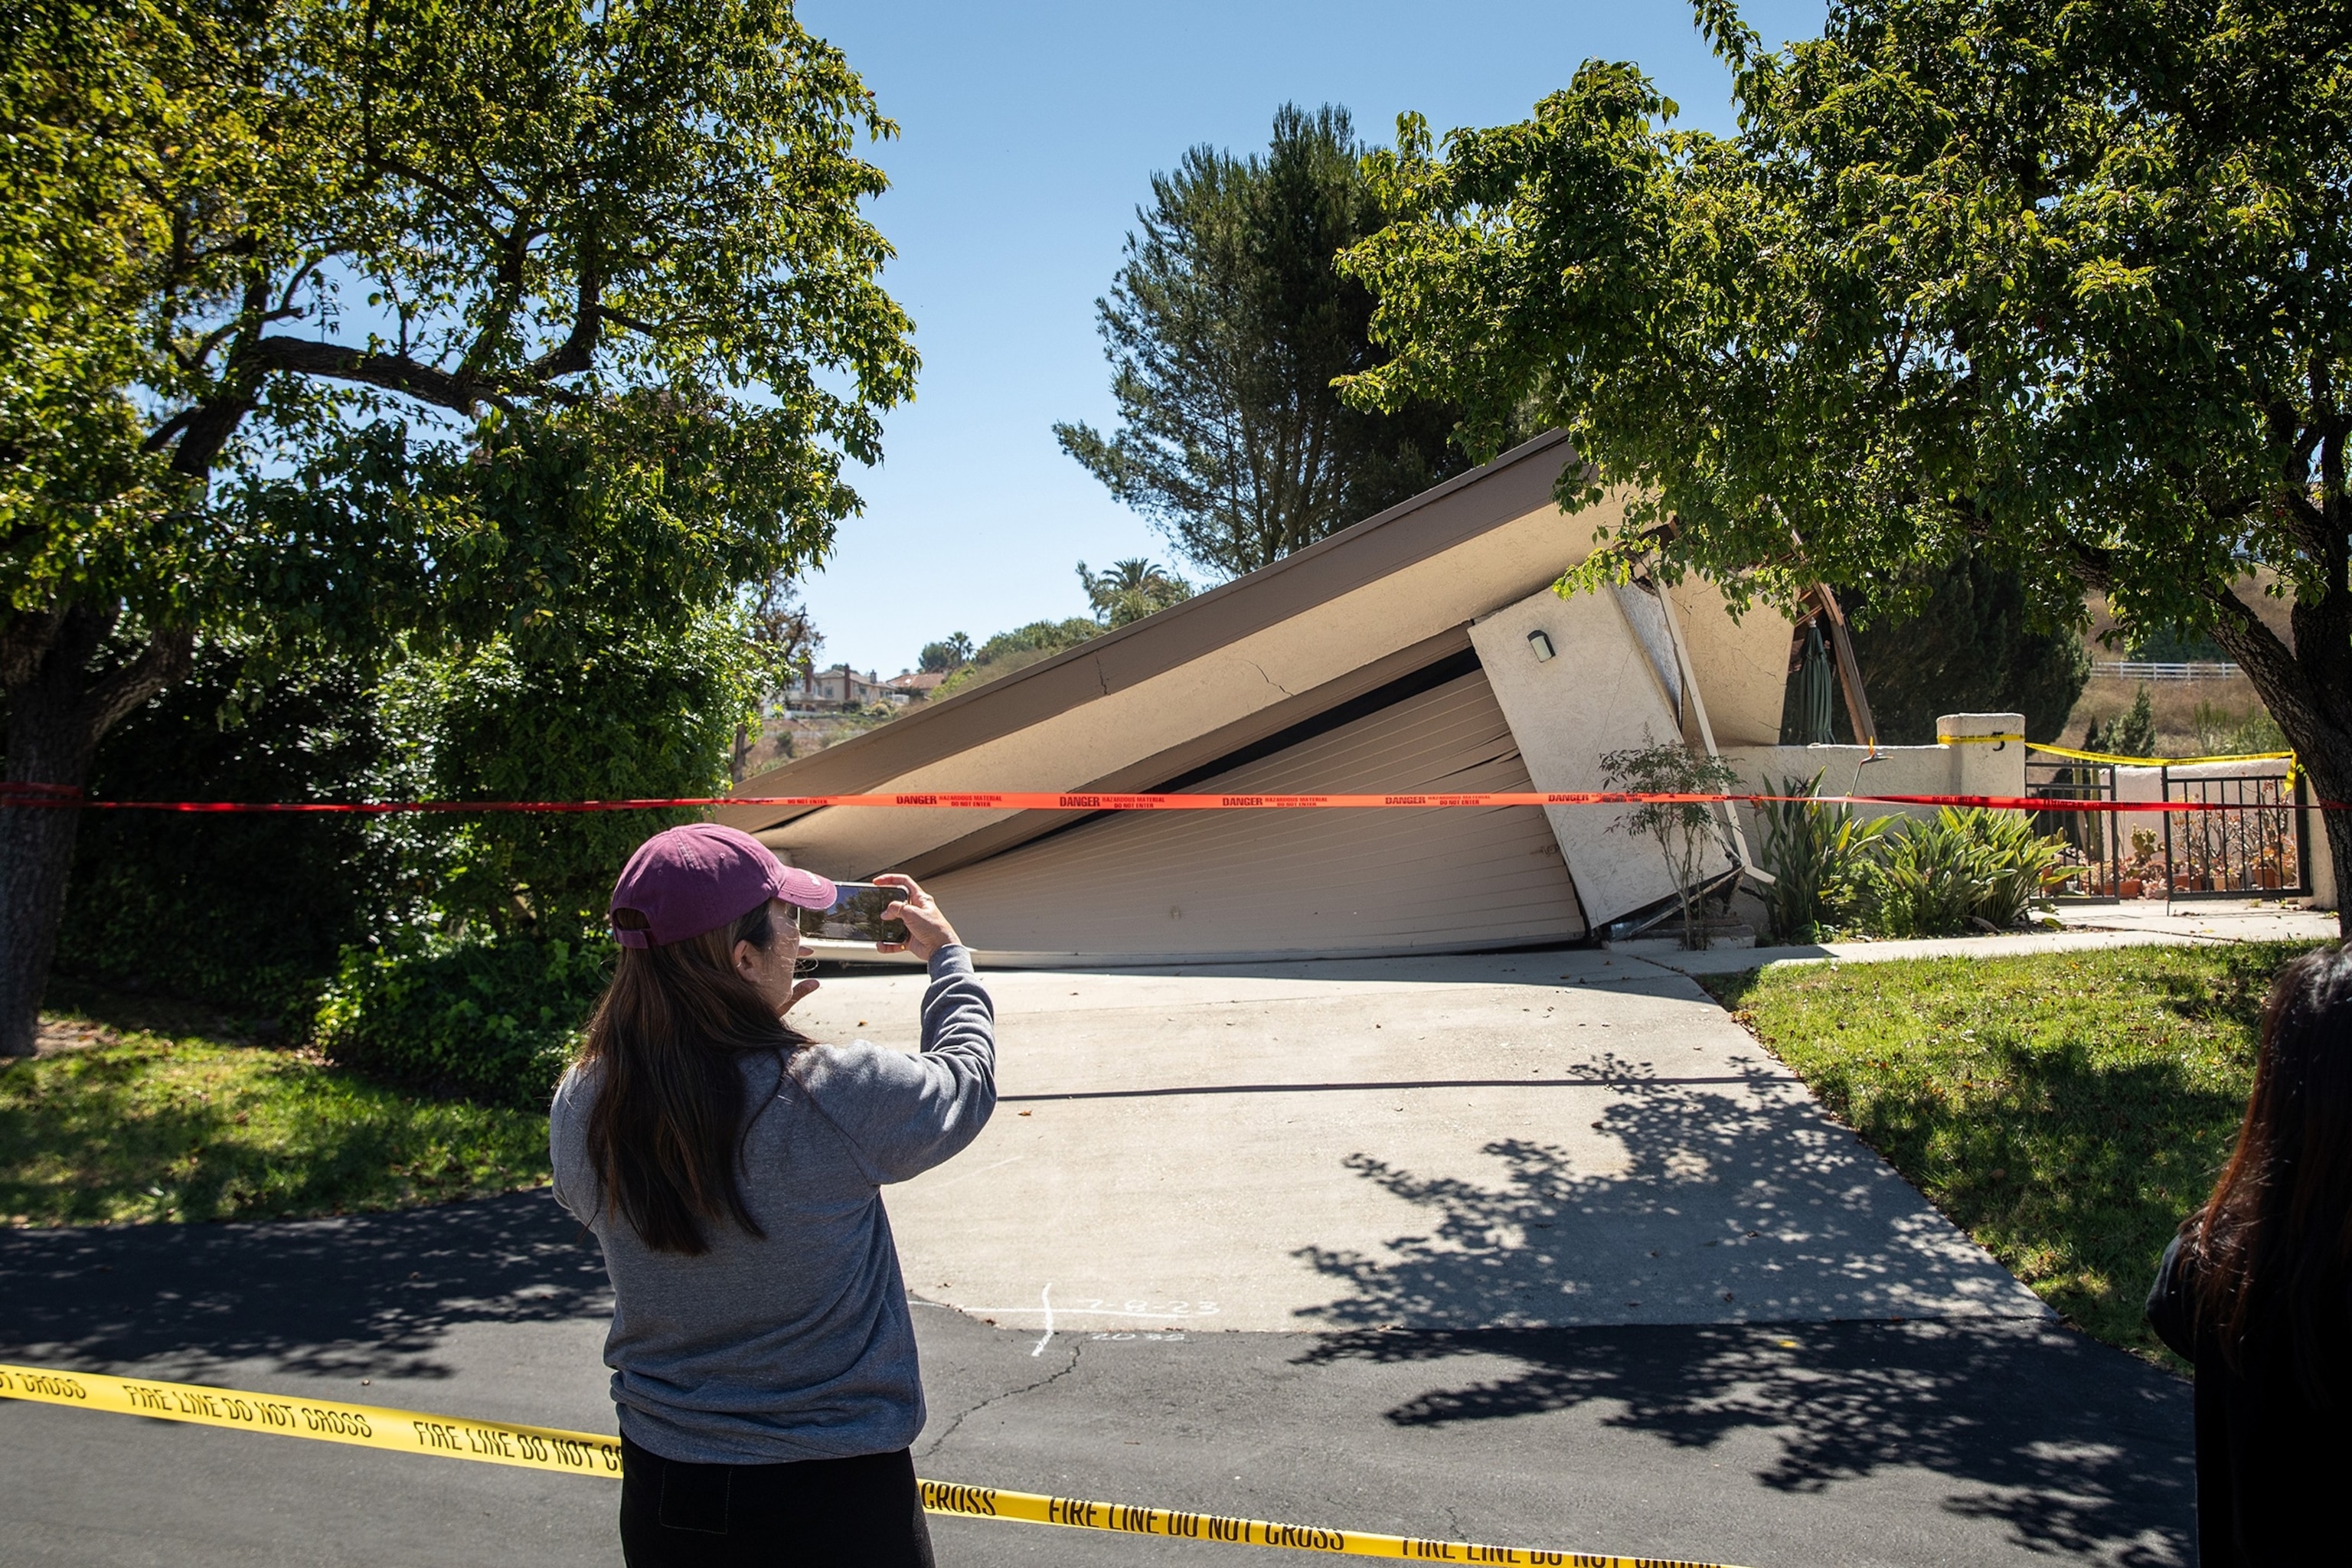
[1639,897,2337,978]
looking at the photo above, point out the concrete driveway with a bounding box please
[789,949,2046,1337]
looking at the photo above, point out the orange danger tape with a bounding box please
[0,785,2341,814]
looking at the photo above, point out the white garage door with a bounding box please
[928,666,1587,963]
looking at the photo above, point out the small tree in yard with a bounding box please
[1342,0,2352,936]
[919,634,975,674]
[1600,737,1745,950]
[734,573,822,782]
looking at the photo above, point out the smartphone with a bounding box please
[796,882,910,945]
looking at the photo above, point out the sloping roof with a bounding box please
[719,430,1599,880]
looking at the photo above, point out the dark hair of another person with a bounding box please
[581,899,809,1255]
[2186,946,2352,1400]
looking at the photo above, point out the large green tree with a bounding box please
[1343,0,2352,933]
[1056,103,1474,578]
[0,0,916,1052]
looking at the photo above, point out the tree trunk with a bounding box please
[2206,586,2352,940]
[0,604,193,1055]
[2297,744,2352,940]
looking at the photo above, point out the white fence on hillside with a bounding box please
[2091,661,2242,682]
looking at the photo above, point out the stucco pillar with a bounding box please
[1935,712,2028,801]
[2307,805,2339,910]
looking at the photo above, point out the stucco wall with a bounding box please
[1718,714,2028,856]
[1472,584,1724,927]
[1664,578,1799,747]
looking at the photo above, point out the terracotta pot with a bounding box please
[2258,867,2282,890]
[2120,878,2144,898]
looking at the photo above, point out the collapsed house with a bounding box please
[718,431,2045,963]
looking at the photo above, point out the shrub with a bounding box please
[377,614,761,939]
[2103,685,2158,759]
[2191,698,2288,757]
[1846,813,1987,937]
[1756,786,2067,940]
[1755,774,1890,942]
[313,930,610,1108]
[54,642,396,1024]
[1847,808,2066,938]
[1840,553,2092,745]
[1962,808,2069,929]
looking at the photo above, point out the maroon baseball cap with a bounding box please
[609,823,836,949]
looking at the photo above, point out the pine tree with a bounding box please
[1056,105,1475,579]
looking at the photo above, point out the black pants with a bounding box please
[619,1435,936,1567]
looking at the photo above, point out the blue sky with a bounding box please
[792,0,1827,677]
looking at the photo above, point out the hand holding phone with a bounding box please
[873,874,959,962]
[796,883,910,945]
[794,875,959,962]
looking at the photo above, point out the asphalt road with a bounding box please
[0,1191,2193,1567]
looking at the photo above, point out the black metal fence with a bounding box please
[2163,769,2310,900]
[2024,760,2309,900]
[2027,756,2125,900]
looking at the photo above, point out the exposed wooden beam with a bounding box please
[1805,583,1877,748]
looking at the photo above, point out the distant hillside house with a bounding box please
[721,431,1810,965]
[789,664,900,710]
[888,670,949,697]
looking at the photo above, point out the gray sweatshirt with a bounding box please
[549,946,995,1464]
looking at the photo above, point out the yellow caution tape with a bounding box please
[0,1361,1746,1566]
[2029,740,2295,768]
[913,1478,1734,1563]
[1942,732,2295,766]
[1940,732,2302,786]
[0,1361,622,1477]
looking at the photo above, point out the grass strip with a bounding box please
[1,1001,550,1228]
[1700,940,2331,1359]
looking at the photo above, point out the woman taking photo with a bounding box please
[552,823,994,1566]
[2148,945,2352,1565]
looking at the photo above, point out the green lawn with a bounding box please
[1702,940,2331,1359]
[1,997,550,1228]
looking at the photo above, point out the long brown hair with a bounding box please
[2187,946,2352,1396]
[579,899,808,1254]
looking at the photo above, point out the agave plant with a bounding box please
[1755,773,1889,942]
[1845,808,2067,938]
[1954,808,2068,929]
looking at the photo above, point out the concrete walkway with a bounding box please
[792,952,2045,1334]
[1635,897,2337,978]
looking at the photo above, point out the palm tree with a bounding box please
[1077,558,1194,627]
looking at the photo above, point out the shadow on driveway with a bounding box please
[1298,1320,2190,1565]
[1295,1056,2043,1328]
[0,1189,606,1383]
